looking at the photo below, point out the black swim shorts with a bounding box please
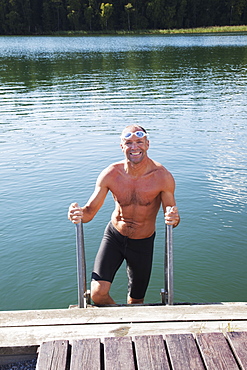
[92,221,155,300]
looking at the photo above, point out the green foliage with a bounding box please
[125,3,135,30]
[0,0,246,34]
[100,3,113,29]
[84,5,93,30]
[67,0,82,30]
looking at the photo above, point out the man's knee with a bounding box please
[91,280,113,304]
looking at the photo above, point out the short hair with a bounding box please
[138,126,147,133]
[122,125,147,134]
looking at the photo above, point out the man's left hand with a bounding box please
[165,206,180,227]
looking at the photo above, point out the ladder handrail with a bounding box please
[163,206,174,305]
[76,222,87,308]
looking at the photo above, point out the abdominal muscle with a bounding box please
[111,202,160,239]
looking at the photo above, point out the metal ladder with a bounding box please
[75,218,174,308]
[75,222,88,308]
[161,220,174,305]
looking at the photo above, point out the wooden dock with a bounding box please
[36,331,247,369]
[0,302,247,368]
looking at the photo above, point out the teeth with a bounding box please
[131,152,141,156]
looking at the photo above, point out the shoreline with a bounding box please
[59,25,247,36]
[1,25,247,37]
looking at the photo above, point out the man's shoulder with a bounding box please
[107,160,124,171]
[100,161,124,177]
[149,159,174,181]
[151,159,169,173]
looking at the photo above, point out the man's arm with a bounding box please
[68,169,109,224]
[161,171,180,228]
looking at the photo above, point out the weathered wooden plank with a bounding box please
[1,304,247,327]
[0,346,38,356]
[36,340,69,370]
[134,335,170,369]
[0,355,36,367]
[70,338,101,370]
[1,321,247,347]
[104,337,135,370]
[196,332,239,369]
[227,331,247,369]
[0,346,38,366]
[165,333,205,370]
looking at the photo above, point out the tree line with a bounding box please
[0,0,247,35]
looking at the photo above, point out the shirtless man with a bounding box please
[68,125,180,305]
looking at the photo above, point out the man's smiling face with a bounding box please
[120,128,149,164]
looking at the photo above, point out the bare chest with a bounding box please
[110,176,161,207]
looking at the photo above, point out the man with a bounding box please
[68,125,180,305]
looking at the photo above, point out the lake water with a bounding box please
[1,34,246,310]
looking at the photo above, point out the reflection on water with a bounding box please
[209,150,246,209]
[0,35,246,309]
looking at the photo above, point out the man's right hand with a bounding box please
[68,203,83,224]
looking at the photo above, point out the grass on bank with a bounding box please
[53,25,247,36]
[149,25,247,34]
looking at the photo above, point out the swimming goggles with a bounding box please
[121,131,148,139]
